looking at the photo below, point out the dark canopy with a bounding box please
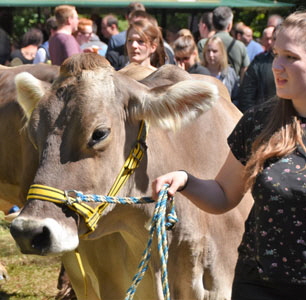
[0,0,295,8]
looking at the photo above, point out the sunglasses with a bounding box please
[79,31,93,36]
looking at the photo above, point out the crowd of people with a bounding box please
[0,3,284,112]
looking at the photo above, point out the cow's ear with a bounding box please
[130,80,218,131]
[15,72,46,119]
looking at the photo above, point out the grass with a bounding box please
[0,211,62,300]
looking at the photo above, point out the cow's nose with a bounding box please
[10,218,51,255]
[31,226,51,253]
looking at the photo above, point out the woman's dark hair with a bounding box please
[21,28,44,47]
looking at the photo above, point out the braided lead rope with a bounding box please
[66,184,177,300]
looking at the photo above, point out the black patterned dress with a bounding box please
[228,101,306,299]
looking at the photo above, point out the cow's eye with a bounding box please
[88,128,110,147]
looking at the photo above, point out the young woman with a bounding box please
[172,35,210,75]
[152,11,306,300]
[203,36,240,104]
[125,19,166,70]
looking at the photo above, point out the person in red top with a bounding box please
[49,5,81,66]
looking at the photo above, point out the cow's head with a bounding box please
[10,53,218,255]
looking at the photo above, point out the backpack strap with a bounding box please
[227,38,236,67]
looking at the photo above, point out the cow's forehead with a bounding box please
[50,68,117,107]
[31,68,121,132]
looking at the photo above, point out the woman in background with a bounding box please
[125,18,166,70]
[203,36,240,104]
[172,35,210,75]
[10,28,43,65]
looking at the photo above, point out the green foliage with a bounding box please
[118,19,128,32]
[235,10,267,38]
[164,13,189,30]
[12,8,47,45]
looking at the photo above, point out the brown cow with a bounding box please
[10,53,252,300]
[0,63,59,208]
[0,63,59,283]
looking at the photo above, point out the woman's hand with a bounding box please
[176,61,185,70]
[151,170,188,200]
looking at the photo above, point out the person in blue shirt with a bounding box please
[235,24,263,62]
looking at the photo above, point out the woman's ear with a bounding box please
[150,43,157,54]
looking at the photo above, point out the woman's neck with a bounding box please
[139,58,156,70]
[292,99,306,118]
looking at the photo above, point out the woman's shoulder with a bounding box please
[228,100,276,163]
[239,99,276,131]
[222,66,238,78]
[188,63,211,75]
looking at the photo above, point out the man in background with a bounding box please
[101,14,120,43]
[267,14,284,27]
[212,6,249,80]
[235,23,263,62]
[237,26,280,112]
[261,26,275,52]
[49,5,81,66]
[197,12,215,62]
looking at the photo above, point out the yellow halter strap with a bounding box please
[26,120,149,235]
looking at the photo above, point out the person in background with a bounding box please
[74,18,107,56]
[235,23,263,62]
[74,18,95,48]
[89,22,108,56]
[177,28,193,38]
[267,14,284,27]
[125,18,165,70]
[10,28,44,65]
[165,24,180,47]
[173,35,210,75]
[197,12,215,62]
[152,10,306,300]
[107,9,174,70]
[212,6,249,80]
[261,26,275,52]
[105,1,146,70]
[202,36,239,103]
[237,26,279,112]
[128,10,175,65]
[101,14,120,43]
[0,26,11,65]
[33,17,57,64]
[49,5,81,66]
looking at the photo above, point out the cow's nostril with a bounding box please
[31,226,51,254]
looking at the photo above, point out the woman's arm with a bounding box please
[152,150,246,214]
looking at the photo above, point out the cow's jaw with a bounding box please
[10,217,79,255]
